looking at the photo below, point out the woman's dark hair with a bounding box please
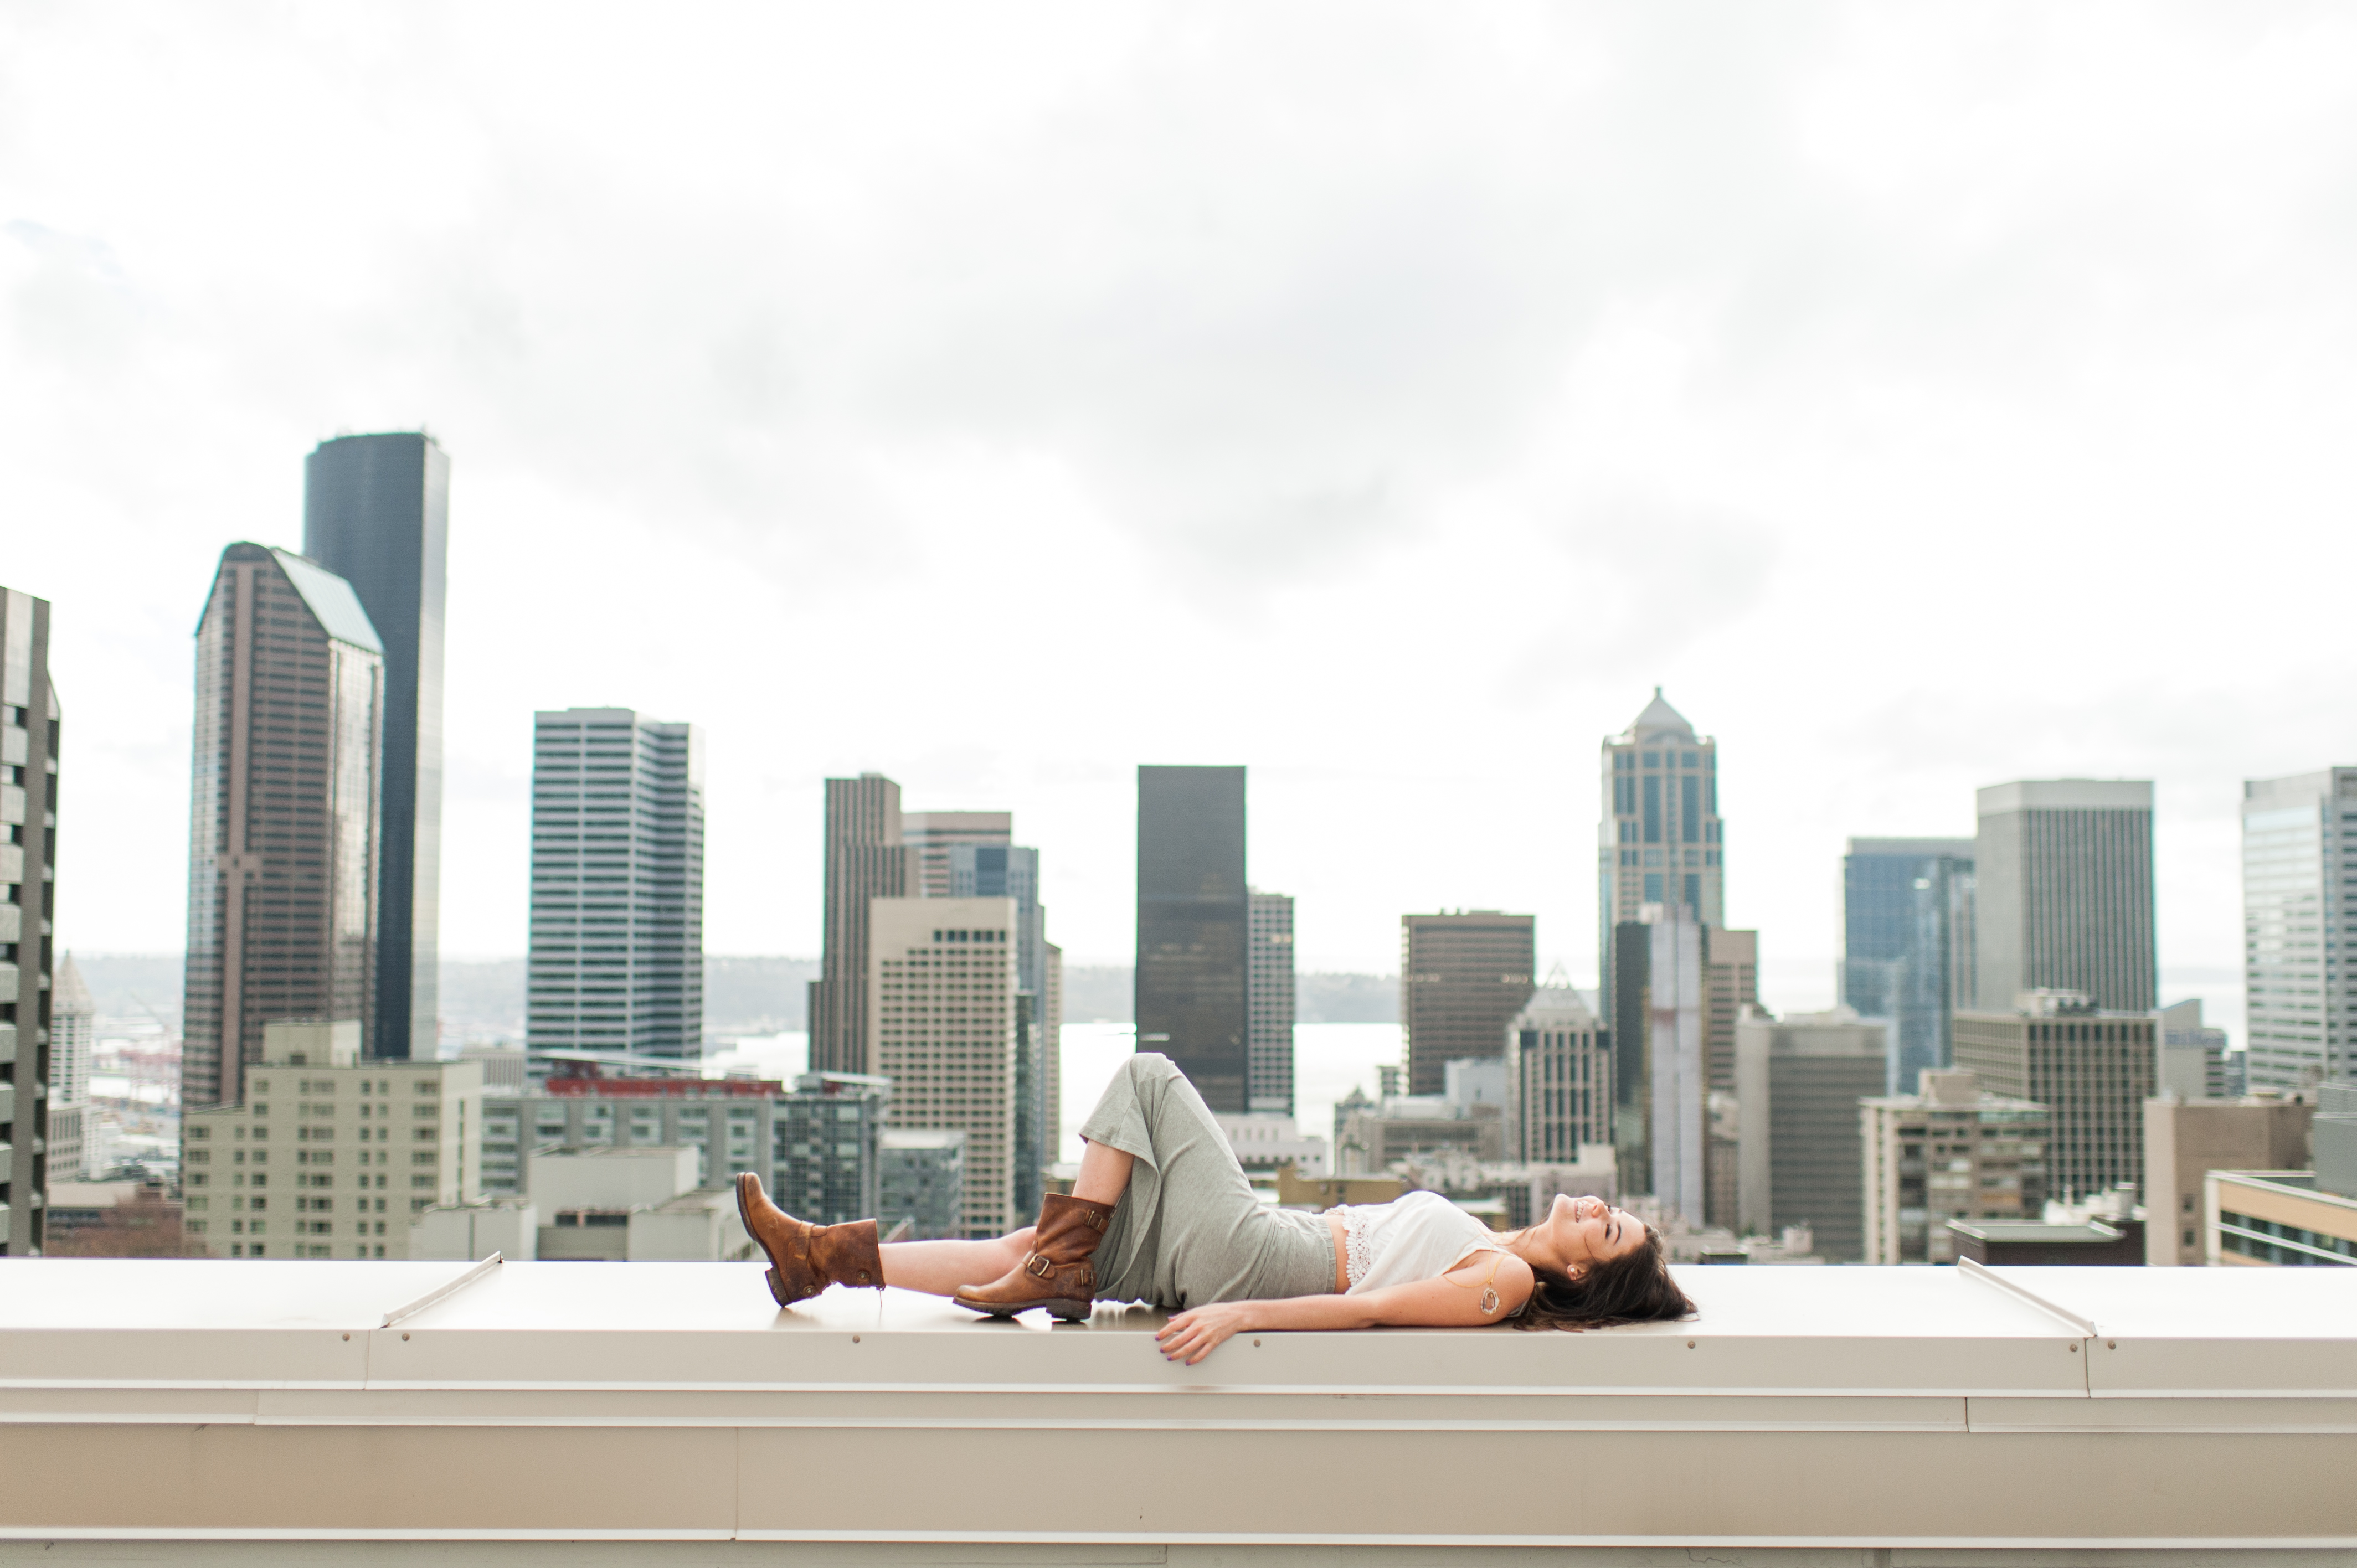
[1509,1225,1695,1331]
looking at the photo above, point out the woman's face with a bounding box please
[1545,1193,1646,1273]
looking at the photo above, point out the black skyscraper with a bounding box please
[303,433,448,1060]
[1135,765,1249,1113]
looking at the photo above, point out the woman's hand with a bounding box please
[1156,1301,1257,1365]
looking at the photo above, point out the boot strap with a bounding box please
[1024,1254,1095,1290]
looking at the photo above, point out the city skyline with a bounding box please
[11,10,2357,1053]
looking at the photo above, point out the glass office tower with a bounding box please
[302,432,448,1061]
[1597,689,1723,1182]
[1840,838,1976,1094]
[2242,767,2357,1090]
[1135,766,1249,1113]
[181,545,384,1111]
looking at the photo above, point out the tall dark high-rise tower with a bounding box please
[303,433,447,1061]
[1135,766,1249,1112]
[1399,912,1535,1097]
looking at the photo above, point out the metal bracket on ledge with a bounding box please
[381,1252,505,1330]
[1958,1255,2098,1337]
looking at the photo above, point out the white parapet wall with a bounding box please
[0,1259,2353,1559]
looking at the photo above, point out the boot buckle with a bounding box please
[1026,1254,1054,1280]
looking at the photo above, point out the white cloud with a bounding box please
[4,3,2353,1048]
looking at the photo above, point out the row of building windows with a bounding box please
[2219,1211,2356,1265]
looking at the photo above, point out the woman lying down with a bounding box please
[738,1053,1693,1362]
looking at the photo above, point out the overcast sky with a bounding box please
[7,4,2354,1038]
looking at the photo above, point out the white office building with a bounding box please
[1504,982,1613,1164]
[526,709,706,1059]
[2242,767,2357,1090]
[1646,910,1708,1229]
[1248,889,1296,1115]
[867,896,1019,1237]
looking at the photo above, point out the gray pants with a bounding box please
[1079,1053,1336,1309]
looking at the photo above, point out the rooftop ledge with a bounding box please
[2,1260,2354,1555]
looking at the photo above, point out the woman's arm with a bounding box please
[1155,1252,1537,1364]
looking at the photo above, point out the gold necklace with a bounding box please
[1445,1248,1510,1316]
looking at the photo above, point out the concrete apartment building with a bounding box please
[773,1072,889,1226]
[1505,983,1614,1164]
[904,811,1012,898]
[1247,889,1296,1115]
[1861,1068,2049,1265]
[2205,1081,2357,1264]
[1973,780,2157,1014]
[1955,989,2155,1204]
[519,1145,753,1263]
[0,584,59,1254]
[2207,1169,2357,1266]
[880,1127,966,1239]
[481,1067,888,1232]
[1400,911,1534,1098]
[1736,1005,1887,1262]
[809,774,914,1075]
[2241,767,2357,1090]
[1135,765,1250,1112]
[2145,1094,2313,1265]
[524,708,705,1059]
[1334,1067,1510,1177]
[182,1020,483,1258]
[181,544,384,1113]
[301,432,449,1063]
[1703,926,1758,1093]
[1840,837,1976,1094]
[869,897,1019,1236]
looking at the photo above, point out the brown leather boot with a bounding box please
[736,1172,884,1307]
[953,1193,1115,1322]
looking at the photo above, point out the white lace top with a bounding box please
[1325,1189,1512,1296]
